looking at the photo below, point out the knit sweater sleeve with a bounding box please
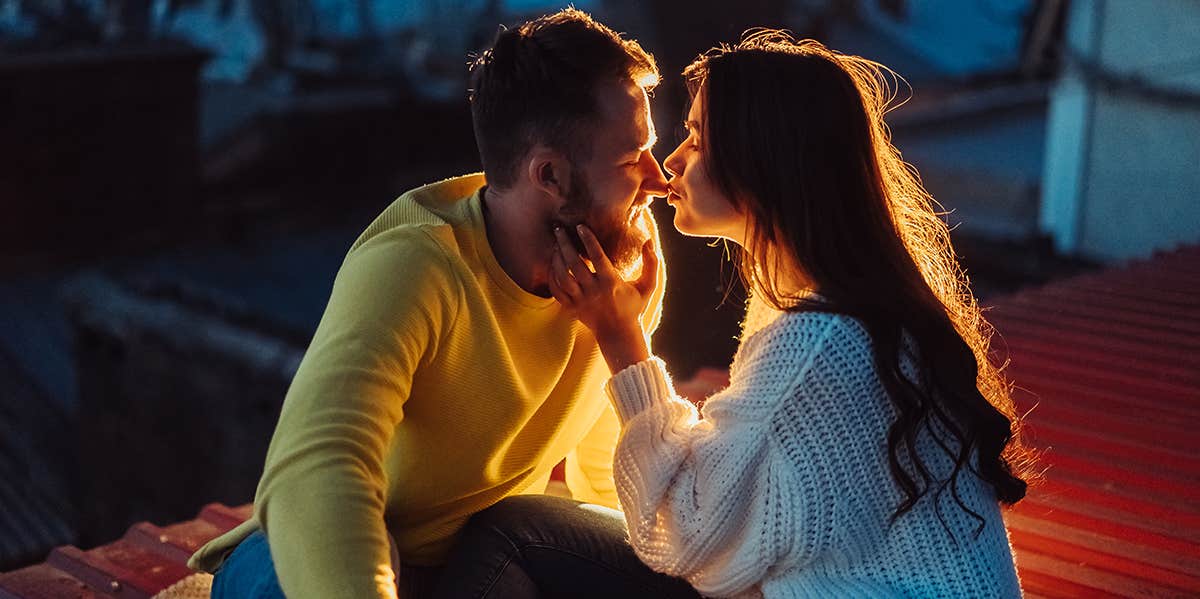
[606,317,839,597]
[254,227,461,599]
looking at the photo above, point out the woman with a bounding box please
[547,32,1031,597]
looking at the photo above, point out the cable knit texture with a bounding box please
[605,300,1021,598]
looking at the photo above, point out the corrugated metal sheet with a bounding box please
[0,245,1196,597]
[0,503,249,598]
[994,245,1200,598]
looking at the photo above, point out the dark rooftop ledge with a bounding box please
[2,244,1198,597]
[0,503,249,599]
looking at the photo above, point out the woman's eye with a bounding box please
[673,123,688,144]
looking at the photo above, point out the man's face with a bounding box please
[557,80,669,277]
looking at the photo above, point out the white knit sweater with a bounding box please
[605,304,1022,598]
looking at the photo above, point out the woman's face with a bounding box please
[662,92,747,244]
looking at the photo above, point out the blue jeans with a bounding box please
[211,530,442,598]
[430,495,701,598]
[212,495,701,598]
[210,530,286,599]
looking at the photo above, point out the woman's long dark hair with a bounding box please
[684,31,1033,532]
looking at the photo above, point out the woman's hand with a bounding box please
[548,224,656,374]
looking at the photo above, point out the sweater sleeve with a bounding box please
[606,318,838,597]
[253,228,461,599]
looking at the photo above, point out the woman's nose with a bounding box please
[663,145,683,178]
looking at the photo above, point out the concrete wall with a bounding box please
[1040,0,1200,261]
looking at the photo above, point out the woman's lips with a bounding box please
[665,181,684,205]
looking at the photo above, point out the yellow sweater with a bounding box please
[188,174,665,598]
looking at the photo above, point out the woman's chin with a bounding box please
[671,212,711,238]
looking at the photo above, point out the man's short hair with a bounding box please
[468,8,658,189]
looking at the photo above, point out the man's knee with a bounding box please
[467,494,628,548]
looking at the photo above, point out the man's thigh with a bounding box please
[211,530,286,599]
[434,494,701,599]
[211,529,437,598]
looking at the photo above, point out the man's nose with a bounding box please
[640,150,669,197]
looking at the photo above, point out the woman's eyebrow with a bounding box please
[684,120,700,133]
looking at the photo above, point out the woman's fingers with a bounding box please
[575,225,616,280]
[551,246,583,301]
[633,238,658,298]
[547,267,570,307]
[554,227,594,290]
[548,278,576,316]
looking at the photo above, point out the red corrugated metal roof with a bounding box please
[1,245,1197,597]
[992,245,1200,599]
[0,504,250,598]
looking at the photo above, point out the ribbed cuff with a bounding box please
[604,356,674,425]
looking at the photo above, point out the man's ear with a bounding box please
[525,145,572,201]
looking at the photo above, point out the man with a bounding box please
[188,8,698,599]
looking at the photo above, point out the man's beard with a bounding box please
[557,167,651,279]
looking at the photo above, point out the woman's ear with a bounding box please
[526,145,572,201]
